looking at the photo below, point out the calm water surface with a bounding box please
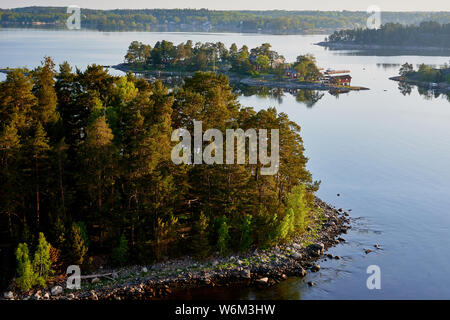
[1,29,450,299]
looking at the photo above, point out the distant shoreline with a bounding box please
[316,41,450,53]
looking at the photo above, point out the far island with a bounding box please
[390,62,450,94]
[113,40,369,92]
[317,21,450,53]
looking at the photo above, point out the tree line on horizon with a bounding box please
[326,21,450,48]
[0,57,320,290]
[2,7,450,34]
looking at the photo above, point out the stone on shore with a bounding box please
[3,291,14,299]
[240,269,251,279]
[256,277,269,285]
[306,243,324,257]
[291,252,302,260]
[298,267,307,277]
[51,285,63,296]
[311,265,321,272]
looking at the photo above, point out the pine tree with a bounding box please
[32,57,59,126]
[32,232,52,286]
[30,122,50,225]
[68,223,88,265]
[191,212,211,258]
[239,215,253,251]
[15,243,35,291]
[111,234,129,266]
[0,122,21,236]
[0,69,36,131]
[216,215,230,254]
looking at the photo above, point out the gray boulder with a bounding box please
[3,291,14,300]
[51,285,63,296]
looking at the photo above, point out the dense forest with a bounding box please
[2,7,450,33]
[326,21,450,48]
[0,58,320,291]
[124,40,322,80]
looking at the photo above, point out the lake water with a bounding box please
[1,29,450,299]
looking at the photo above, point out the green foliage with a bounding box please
[239,215,253,251]
[191,212,211,259]
[51,216,66,250]
[15,243,35,291]
[4,8,450,34]
[294,54,321,82]
[2,61,318,269]
[399,62,450,84]
[278,209,295,241]
[75,221,90,249]
[285,185,311,232]
[216,216,230,254]
[327,21,450,48]
[111,234,129,267]
[15,233,54,290]
[68,223,88,265]
[32,232,52,286]
[399,63,414,77]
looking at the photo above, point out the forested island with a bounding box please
[122,40,319,78]
[390,62,450,96]
[318,21,450,50]
[2,7,450,34]
[0,58,351,300]
[115,40,367,92]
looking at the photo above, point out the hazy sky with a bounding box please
[1,0,450,11]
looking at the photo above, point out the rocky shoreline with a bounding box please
[2,198,351,301]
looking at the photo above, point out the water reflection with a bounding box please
[232,84,347,108]
[396,81,450,101]
[326,47,450,57]
[296,90,324,108]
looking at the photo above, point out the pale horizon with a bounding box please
[1,0,450,11]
